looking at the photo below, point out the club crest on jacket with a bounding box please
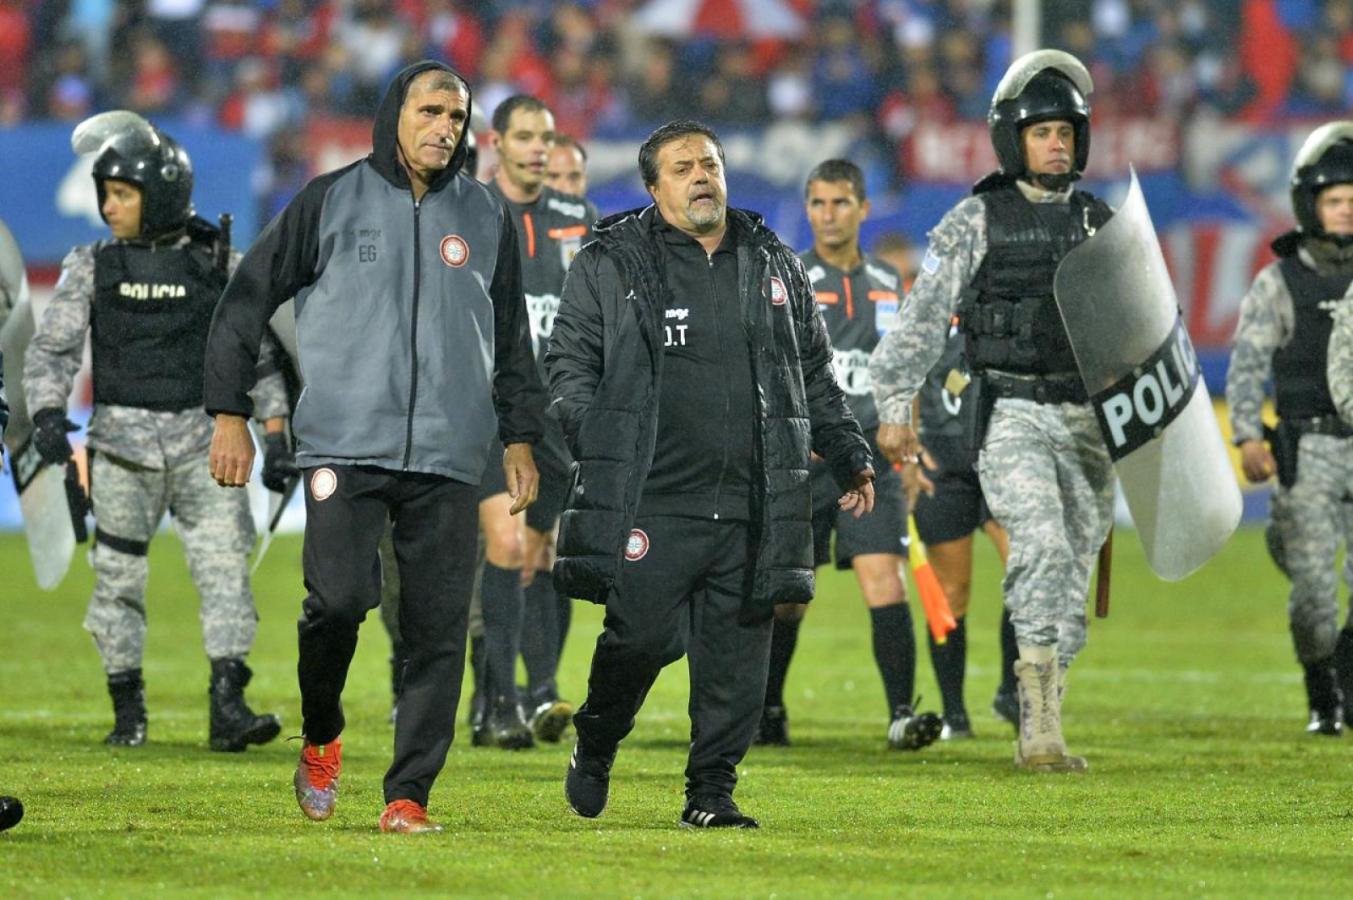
[439,235,469,268]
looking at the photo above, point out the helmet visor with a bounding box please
[992,49,1094,107]
[1294,121,1353,174]
[71,110,161,158]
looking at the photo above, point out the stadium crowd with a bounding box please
[2,1,1352,161]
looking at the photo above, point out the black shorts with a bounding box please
[479,428,573,534]
[810,459,907,570]
[912,436,992,545]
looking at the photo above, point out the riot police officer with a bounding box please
[1227,121,1353,736]
[23,112,292,751]
[871,50,1116,771]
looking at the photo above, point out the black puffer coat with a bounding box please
[544,205,871,623]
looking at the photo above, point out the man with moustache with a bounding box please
[547,120,874,828]
[473,96,599,749]
[204,62,545,832]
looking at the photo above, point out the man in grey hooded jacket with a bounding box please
[204,61,546,833]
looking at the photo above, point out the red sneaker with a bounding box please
[293,737,341,821]
[379,799,442,834]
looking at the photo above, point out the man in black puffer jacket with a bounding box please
[546,121,874,829]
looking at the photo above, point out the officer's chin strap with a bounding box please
[125,226,188,249]
[1029,171,1079,191]
[1304,232,1353,275]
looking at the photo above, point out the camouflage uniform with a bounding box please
[1226,254,1353,665]
[870,186,1115,667]
[1331,303,1353,425]
[23,241,288,674]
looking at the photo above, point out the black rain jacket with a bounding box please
[545,205,871,623]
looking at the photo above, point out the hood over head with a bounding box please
[369,60,473,193]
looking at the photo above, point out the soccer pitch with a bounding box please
[1,528,1349,897]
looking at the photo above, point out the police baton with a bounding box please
[1094,526,1113,618]
[217,212,233,274]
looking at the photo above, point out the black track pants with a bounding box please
[572,515,772,799]
[297,465,478,806]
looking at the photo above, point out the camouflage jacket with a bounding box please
[1331,302,1353,425]
[24,240,288,469]
[1224,261,1295,445]
[869,194,989,427]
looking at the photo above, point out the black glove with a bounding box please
[261,431,299,493]
[31,407,77,466]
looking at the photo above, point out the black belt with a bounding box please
[1285,415,1353,438]
[984,370,1088,405]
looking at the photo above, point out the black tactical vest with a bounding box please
[1273,252,1353,420]
[962,184,1112,376]
[90,240,225,411]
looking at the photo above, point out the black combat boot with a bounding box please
[1303,660,1344,737]
[487,695,534,750]
[209,658,282,752]
[1333,628,1353,724]
[105,669,147,747]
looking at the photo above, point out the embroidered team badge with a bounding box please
[624,528,650,562]
[770,276,787,306]
[439,235,469,267]
[310,468,337,502]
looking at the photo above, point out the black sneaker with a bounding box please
[887,701,943,751]
[991,685,1020,730]
[754,704,790,746]
[680,794,759,829]
[0,796,22,832]
[940,710,973,740]
[565,744,614,818]
[530,697,575,744]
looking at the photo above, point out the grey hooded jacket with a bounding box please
[204,61,545,482]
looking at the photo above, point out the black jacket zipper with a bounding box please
[709,253,730,520]
[403,197,422,469]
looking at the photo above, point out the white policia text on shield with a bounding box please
[1054,168,1242,580]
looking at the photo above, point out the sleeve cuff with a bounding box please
[877,396,914,427]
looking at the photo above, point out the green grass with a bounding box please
[1,528,1350,898]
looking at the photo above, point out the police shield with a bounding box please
[1,296,86,590]
[1053,169,1241,581]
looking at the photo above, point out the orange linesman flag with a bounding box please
[908,516,957,643]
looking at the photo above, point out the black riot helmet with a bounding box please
[74,111,195,239]
[988,50,1093,183]
[1290,121,1353,236]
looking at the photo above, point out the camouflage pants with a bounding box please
[1275,434,1353,663]
[84,451,257,674]
[977,399,1115,668]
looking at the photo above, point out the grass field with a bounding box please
[1,527,1350,898]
